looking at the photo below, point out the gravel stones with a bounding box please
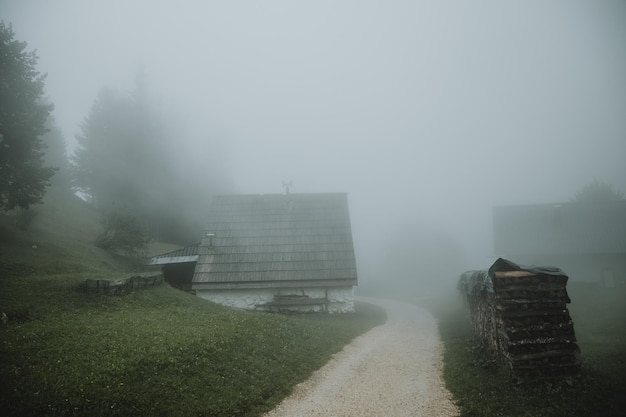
[263,297,459,417]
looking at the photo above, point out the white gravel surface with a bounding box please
[263,297,459,417]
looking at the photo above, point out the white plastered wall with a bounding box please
[195,286,355,313]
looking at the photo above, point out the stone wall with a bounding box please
[82,274,163,295]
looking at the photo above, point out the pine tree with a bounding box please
[572,179,623,203]
[0,22,56,210]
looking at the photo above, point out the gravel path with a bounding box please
[263,297,459,417]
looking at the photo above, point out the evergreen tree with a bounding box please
[71,87,129,208]
[71,79,185,242]
[42,114,70,190]
[0,22,56,210]
[572,179,623,203]
[71,69,234,244]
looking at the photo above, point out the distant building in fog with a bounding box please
[149,193,358,313]
[492,200,626,287]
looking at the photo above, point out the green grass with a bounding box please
[0,273,385,417]
[0,191,386,416]
[0,187,183,278]
[421,283,626,417]
[0,189,144,276]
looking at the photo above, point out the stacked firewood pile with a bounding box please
[458,258,580,376]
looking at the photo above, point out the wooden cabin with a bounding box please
[149,193,358,313]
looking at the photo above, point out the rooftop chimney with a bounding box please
[282,180,292,195]
[202,232,216,247]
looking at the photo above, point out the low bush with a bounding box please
[95,211,149,257]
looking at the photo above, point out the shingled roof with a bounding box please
[148,244,200,265]
[191,193,358,290]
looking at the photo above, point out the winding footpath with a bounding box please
[263,297,459,417]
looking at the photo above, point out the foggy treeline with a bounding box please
[2,16,233,245]
[2,1,626,297]
[69,71,233,244]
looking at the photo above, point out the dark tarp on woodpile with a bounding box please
[458,269,492,294]
[488,257,568,279]
[459,258,580,376]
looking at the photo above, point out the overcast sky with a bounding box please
[3,0,625,273]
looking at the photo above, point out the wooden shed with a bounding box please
[493,201,626,286]
[149,193,359,313]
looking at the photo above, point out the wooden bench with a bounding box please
[260,295,328,312]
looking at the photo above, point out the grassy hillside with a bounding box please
[1,188,132,275]
[0,190,386,416]
[0,274,384,417]
[0,188,185,274]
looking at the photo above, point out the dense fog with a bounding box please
[3,1,625,296]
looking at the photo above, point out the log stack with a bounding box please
[458,270,498,352]
[459,258,580,376]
